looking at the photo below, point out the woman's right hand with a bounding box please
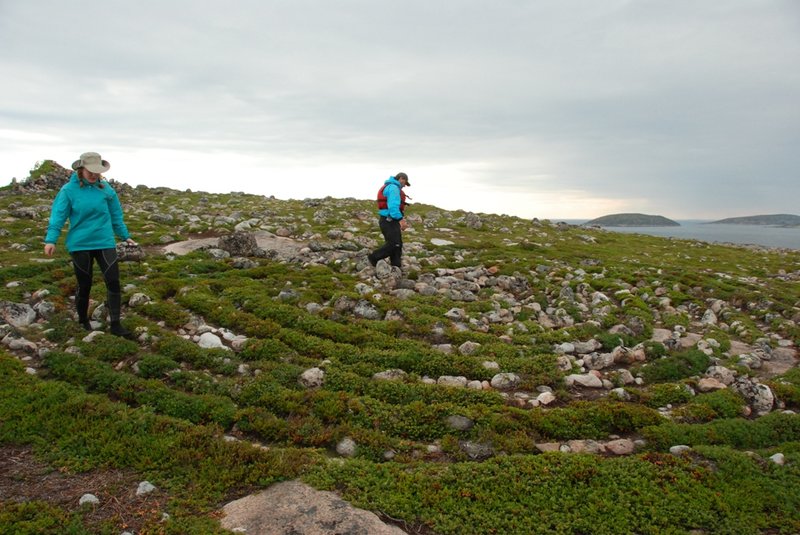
[44,243,55,256]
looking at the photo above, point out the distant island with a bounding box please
[583,213,680,227]
[708,214,800,227]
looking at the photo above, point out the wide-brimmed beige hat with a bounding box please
[71,152,110,173]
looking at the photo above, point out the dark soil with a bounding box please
[0,444,167,533]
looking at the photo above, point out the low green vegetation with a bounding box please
[1,170,799,533]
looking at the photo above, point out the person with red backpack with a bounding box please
[367,172,410,269]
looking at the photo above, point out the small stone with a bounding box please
[490,372,521,390]
[459,440,494,460]
[610,388,631,401]
[336,437,357,457]
[565,373,603,388]
[568,440,605,454]
[458,341,481,355]
[372,369,408,381]
[670,445,692,455]
[536,391,557,405]
[769,453,785,466]
[137,481,157,496]
[79,493,99,506]
[697,377,727,392]
[446,415,474,431]
[437,376,468,388]
[299,367,325,388]
[605,439,635,455]
[198,332,226,350]
[128,293,152,307]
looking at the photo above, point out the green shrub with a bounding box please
[43,312,81,344]
[304,447,800,535]
[240,338,296,362]
[140,301,191,328]
[44,351,137,397]
[154,335,238,375]
[136,386,237,427]
[146,277,185,299]
[643,383,693,408]
[77,335,139,363]
[44,352,236,427]
[235,406,290,442]
[642,412,800,450]
[662,312,690,329]
[137,354,180,378]
[0,354,317,513]
[0,501,87,534]
[638,349,710,383]
[672,389,745,423]
[236,377,306,414]
[596,331,635,350]
[769,381,800,409]
[482,402,664,442]
[767,368,800,409]
[642,341,667,360]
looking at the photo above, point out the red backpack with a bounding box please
[376,183,407,214]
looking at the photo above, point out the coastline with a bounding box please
[558,220,800,250]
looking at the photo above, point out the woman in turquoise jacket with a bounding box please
[44,152,136,337]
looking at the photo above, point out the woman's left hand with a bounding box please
[125,238,138,246]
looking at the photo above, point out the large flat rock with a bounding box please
[220,480,407,535]
[163,231,304,257]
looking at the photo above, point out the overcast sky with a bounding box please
[1,1,798,219]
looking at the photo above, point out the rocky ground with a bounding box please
[1,160,799,534]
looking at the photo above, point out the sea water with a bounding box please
[559,220,800,250]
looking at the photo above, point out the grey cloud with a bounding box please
[1,1,798,217]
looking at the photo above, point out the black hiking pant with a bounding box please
[369,216,403,268]
[70,248,123,323]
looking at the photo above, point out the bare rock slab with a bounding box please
[220,480,406,535]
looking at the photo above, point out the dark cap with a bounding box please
[395,172,410,186]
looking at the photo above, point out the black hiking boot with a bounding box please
[79,319,93,331]
[110,321,134,339]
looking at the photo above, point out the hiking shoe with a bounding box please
[110,321,134,339]
[367,254,378,267]
[79,319,93,331]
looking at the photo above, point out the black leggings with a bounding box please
[70,248,121,321]
[371,216,403,267]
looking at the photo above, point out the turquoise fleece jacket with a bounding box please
[45,172,130,252]
[378,176,404,220]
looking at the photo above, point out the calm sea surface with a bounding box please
[559,220,800,250]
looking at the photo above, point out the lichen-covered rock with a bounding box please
[218,231,259,257]
[731,378,774,416]
[0,301,36,328]
[458,341,481,355]
[117,241,146,261]
[565,373,604,388]
[438,376,468,388]
[372,369,407,381]
[490,372,520,390]
[299,367,325,388]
